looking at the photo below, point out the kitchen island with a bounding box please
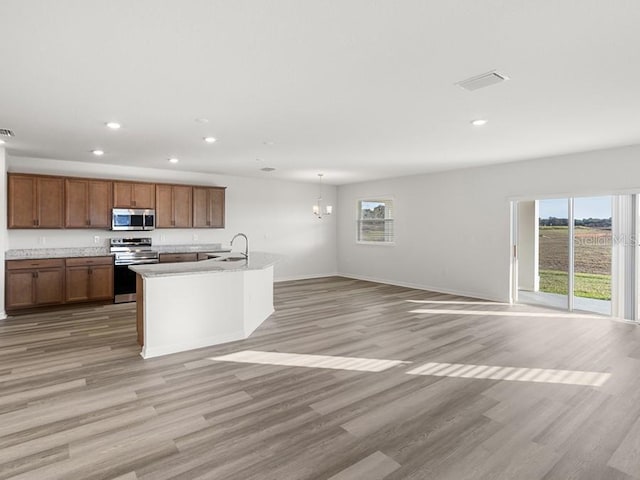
[130,252,279,358]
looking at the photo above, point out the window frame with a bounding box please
[356,197,396,246]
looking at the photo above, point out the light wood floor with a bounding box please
[1,276,640,480]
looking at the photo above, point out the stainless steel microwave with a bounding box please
[111,208,156,231]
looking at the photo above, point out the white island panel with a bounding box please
[135,254,276,359]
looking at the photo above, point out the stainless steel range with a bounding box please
[110,237,159,303]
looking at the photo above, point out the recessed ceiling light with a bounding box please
[195,118,210,124]
[203,136,217,143]
[263,141,275,146]
[168,157,179,164]
[105,122,121,130]
[471,119,488,126]
[92,149,104,156]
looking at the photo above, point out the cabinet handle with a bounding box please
[132,200,136,207]
[34,271,39,278]
[86,219,91,226]
[33,219,37,226]
[89,267,93,274]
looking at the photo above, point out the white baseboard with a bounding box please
[275,272,340,283]
[336,272,509,304]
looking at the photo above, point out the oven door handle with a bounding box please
[115,259,159,266]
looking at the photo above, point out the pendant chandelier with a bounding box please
[312,173,332,219]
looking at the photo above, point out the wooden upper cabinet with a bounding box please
[113,182,155,209]
[173,185,192,227]
[8,174,64,228]
[193,187,225,228]
[8,174,36,228]
[155,185,173,227]
[156,184,192,228]
[65,178,113,228]
[8,174,225,231]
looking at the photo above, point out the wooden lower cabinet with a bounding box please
[159,253,198,263]
[136,274,144,346]
[6,259,65,310]
[65,257,114,303]
[6,256,113,312]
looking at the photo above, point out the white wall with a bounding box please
[7,156,338,281]
[337,144,640,302]
[0,147,6,318]
[517,201,538,292]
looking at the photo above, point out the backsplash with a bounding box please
[6,228,230,250]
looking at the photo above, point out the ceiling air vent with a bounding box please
[456,71,509,91]
[0,129,15,137]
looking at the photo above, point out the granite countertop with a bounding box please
[6,247,113,260]
[130,252,280,278]
[5,244,232,260]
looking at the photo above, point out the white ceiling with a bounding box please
[1,1,640,185]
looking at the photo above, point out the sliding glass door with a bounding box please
[573,197,612,315]
[516,195,613,315]
[537,198,570,309]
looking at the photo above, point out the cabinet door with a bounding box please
[8,174,36,228]
[209,188,225,228]
[88,180,113,228]
[192,187,209,228]
[133,183,155,208]
[89,264,114,300]
[37,177,64,228]
[192,187,225,228]
[65,266,90,302]
[113,182,133,208]
[65,178,89,228]
[173,185,192,228]
[155,185,173,228]
[35,268,64,305]
[6,270,35,308]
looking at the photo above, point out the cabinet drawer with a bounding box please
[65,256,113,267]
[159,253,198,263]
[7,258,65,270]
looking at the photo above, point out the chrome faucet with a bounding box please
[231,233,249,260]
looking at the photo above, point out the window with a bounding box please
[357,199,394,244]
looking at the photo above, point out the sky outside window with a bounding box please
[539,197,611,220]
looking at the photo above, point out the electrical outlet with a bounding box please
[39,236,46,245]
[160,234,166,242]
[192,233,198,242]
[93,235,100,244]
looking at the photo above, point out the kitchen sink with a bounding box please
[218,256,246,262]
